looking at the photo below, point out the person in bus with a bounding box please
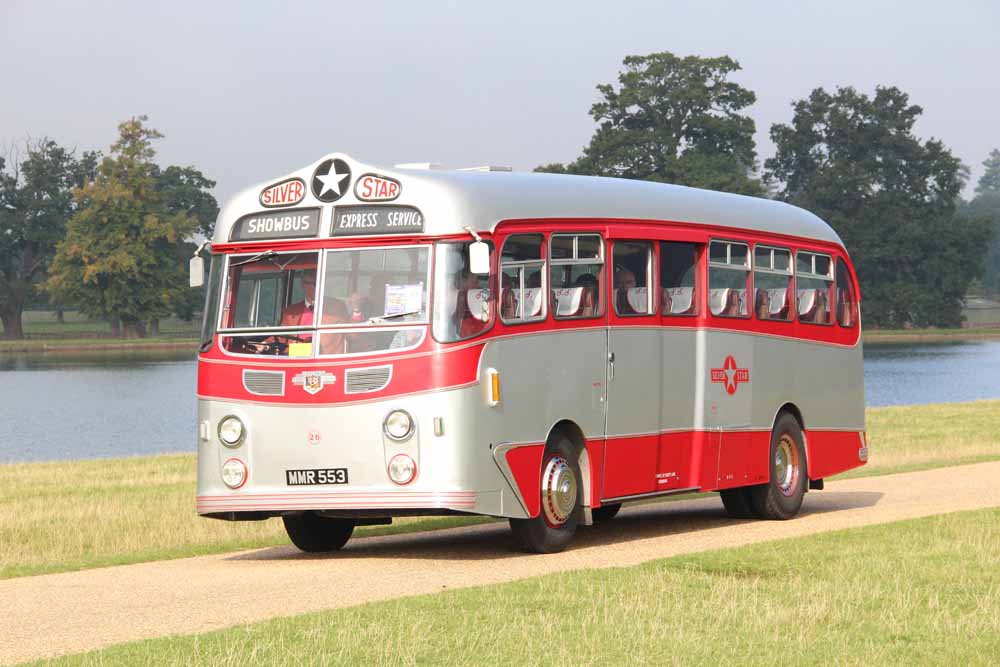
[319,299,349,355]
[457,268,489,338]
[575,273,599,317]
[614,267,637,315]
[500,273,518,320]
[280,270,318,326]
[755,289,770,320]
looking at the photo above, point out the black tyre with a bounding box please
[749,412,807,520]
[719,488,757,519]
[509,434,581,553]
[282,512,355,552]
[591,502,621,522]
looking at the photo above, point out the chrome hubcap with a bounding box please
[541,455,577,526]
[775,434,800,497]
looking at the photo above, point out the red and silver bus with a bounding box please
[193,153,866,553]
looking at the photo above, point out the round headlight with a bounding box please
[388,454,416,485]
[383,409,414,441]
[218,416,245,447]
[221,458,248,489]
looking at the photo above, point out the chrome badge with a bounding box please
[292,370,336,395]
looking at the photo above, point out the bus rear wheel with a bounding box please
[509,435,581,553]
[282,512,355,552]
[749,413,807,520]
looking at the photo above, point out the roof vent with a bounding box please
[457,165,512,172]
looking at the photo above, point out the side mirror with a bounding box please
[469,241,490,275]
[189,255,205,287]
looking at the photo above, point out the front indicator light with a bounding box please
[383,409,414,441]
[388,454,416,485]
[218,415,246,447]
[221,458,248,489]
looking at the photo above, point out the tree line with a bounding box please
[0,116,217,339]
[539,52,1000,328]
[2,53,999,338]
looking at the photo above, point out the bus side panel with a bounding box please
[805,430,866,479]
[478,329,607,509]
[602,434,658,499]
[656,431,696,490]
[658,327,699,492]
[716,430,769,489]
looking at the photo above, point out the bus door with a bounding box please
[657,240,702,492]
[602,239,661,499]
[705,239,754,489]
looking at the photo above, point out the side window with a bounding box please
[796,251,834,325]
[432,242,493,343]
[836,257,858,328]
[660,241,699,316]
[753,246,793,321]
[708,240,750,318]
[549,234,604,320]
[612,241,654,316]
[500,234,545,324]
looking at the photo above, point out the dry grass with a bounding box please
[2,400,998,580]
[34,508,1000,666]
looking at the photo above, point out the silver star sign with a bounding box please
[316,162,350,198]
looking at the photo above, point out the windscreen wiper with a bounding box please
[366,310,422,324]
[230,250,278,268]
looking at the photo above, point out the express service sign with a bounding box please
[331,205,424,237]
[230,207,321,242]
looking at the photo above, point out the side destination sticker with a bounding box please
[331,205,424,236]
[230,207,321,242]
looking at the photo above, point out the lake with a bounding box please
[1,341,999,463]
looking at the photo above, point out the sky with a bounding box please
[2,1,997,205]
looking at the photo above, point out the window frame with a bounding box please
[549,233,606,321]
[752,244,794,323]
[835,256,859,329]
[708,239,751,320]
[795,249,835,327]
[612,240,656,318]
[499,233,547,325]
[430,239,496,344]
[659,240,701,318]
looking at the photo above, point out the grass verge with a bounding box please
[863,326,1000,344]
[31,508,1000,666]
[2,400,998,580]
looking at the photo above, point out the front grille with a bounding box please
[243,370,285,396]
[345,365,392,394]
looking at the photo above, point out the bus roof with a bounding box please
[214,153,845,248]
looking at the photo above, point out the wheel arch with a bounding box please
[771,402,814,480]
[546,419,594,509]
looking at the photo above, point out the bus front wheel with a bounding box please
[749,413,807,520]
[509,435,581,553]
[282,512,355,552]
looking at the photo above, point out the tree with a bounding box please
[965,149,1000,295]
[765,86,992,328]
[536,51,765,196]
[0,140,99,339]
[46,116,199,338]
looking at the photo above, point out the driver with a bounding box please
[280,270,318,326]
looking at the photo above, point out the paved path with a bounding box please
[3,461,1000,665]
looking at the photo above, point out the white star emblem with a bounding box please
[316,162,350,198]
[724,366,736,391]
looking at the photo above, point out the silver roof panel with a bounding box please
[214,153,844,248]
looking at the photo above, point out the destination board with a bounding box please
[230,207,321,242]
[331,205,425,236]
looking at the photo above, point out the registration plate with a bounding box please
[285,468,349,486]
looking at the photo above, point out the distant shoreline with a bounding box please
[2,328,999,354]
[0,339,199,354]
